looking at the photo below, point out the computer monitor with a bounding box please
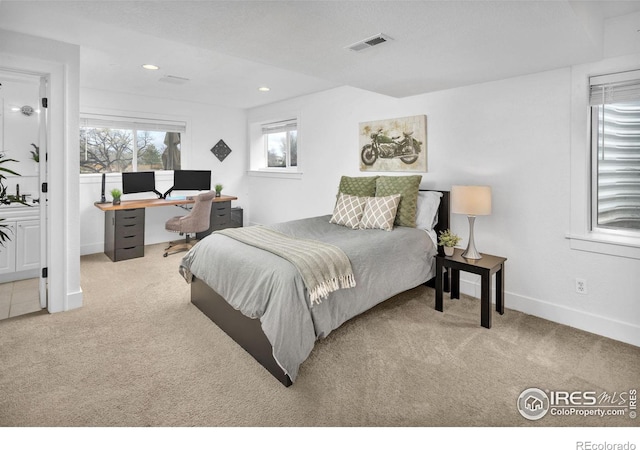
[122,171,163,198]
[164,170,211,198]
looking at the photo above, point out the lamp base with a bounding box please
[462,248,482,260]
[462,215,482,260]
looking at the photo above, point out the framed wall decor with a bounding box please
[211,139,232,162]
[359,114,427,172]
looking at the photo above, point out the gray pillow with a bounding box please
[415,191,443,230]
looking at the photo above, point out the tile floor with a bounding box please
[0,278,42,320]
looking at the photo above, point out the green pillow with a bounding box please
[375,175,422,227]
[338,176,379,197]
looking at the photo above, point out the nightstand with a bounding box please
[435,248,506,328]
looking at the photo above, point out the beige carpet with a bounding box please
[0,243,638,427]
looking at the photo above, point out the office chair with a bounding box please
[163,190,216,257]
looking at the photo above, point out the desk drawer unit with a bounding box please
[196,201,234,239]
[230,207,243,228]
[212,202,231,227]
[105,208,146,262]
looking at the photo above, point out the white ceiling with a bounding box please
[1,0,640,109]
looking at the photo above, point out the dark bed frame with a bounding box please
[191,190,450,387]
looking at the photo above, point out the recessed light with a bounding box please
[142,64,160,70]
[258,86,270,92]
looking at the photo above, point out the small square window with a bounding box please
[263,119,297,169]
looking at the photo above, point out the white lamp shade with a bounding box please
[451,185,492,216]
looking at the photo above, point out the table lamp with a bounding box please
[451,185,492,260]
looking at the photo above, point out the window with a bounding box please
[248,114,301,179]
[80,115,185,173]
[262,119,297,169]
[589,70,640,235]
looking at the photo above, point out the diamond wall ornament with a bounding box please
[211,139,232,162]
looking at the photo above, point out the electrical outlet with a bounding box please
[576,278,588,295]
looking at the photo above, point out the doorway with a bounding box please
[0,69,48,320]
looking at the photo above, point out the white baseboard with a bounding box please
[81,242,103,256]
[65,289,83,311]
[0,269,39,283]
[47,289,83,313]
[459,279,640,348]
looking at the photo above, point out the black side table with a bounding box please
[435,248,507,328]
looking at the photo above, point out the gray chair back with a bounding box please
[188,190,217,233]
[173,190,216,234]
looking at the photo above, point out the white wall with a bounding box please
[79,88,247,255]
[246,67,640,347]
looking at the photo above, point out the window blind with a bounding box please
[261,119,296,134]
[80,114,186,133]
[589,70,640,106]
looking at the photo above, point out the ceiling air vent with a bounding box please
[159,75,190,85]
[346,33,393,52]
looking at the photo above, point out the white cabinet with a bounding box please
[0,217,39,279]
[0,221,17,275]
[16,220,40,272]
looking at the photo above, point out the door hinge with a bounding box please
[42,182,48,193]
[42,267,48,278]
[42,98,48,108]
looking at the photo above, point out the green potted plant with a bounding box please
[30,143,40,174]
[438,229,461,256]
[110,188,122,205]
[214,183,223,197]
[29,143,39,163]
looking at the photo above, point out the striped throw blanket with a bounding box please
[215,226,356,306]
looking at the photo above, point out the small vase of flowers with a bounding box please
[438,229,461,256]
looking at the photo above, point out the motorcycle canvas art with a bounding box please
[359,115,427,172]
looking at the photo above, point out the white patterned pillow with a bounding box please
[359,194,402,231]
[330,193,368,229]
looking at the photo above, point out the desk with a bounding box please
[95,195,238,262]
[435,248,506,328]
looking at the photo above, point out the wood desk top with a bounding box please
[94,194,238,211]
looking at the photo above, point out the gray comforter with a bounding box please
[180,215,437,381]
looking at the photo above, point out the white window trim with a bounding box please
[248,111,302,179]
[247,169,303,179]
[568,56,640,260]
[263,122,296,169]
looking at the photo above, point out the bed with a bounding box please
[180,189,450,386]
